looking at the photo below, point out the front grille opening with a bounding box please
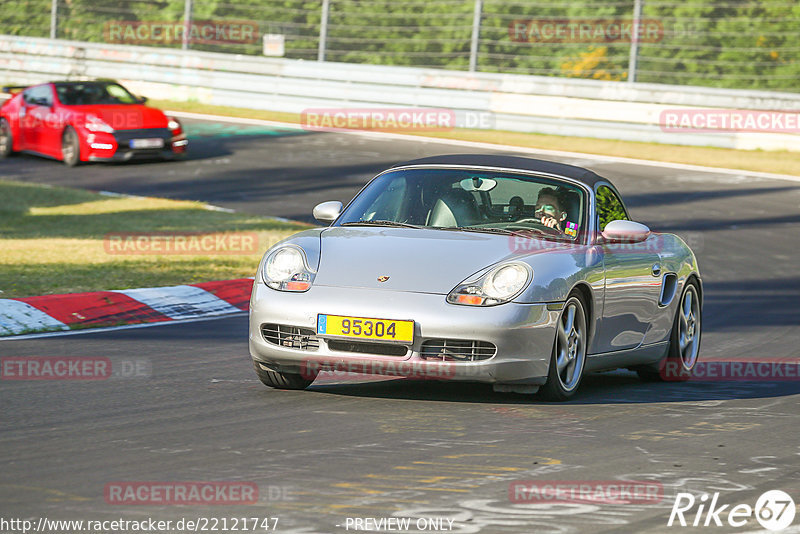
[262,324,319,351]
[126,149,165,156]
[420,339,496,361]
[328,340,408,357]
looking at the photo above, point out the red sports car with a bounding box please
[0,80,187,166]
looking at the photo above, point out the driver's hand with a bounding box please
[540,216,562,232]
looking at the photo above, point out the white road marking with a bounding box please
[0,312,247,341]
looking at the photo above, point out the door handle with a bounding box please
[651,263,661,277]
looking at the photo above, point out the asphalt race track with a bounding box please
[2,117,800,533]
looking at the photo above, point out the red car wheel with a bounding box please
[0,118,13,158]
[61,126,81,167]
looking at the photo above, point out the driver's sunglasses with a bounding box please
[535,203,558,213]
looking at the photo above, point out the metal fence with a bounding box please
[3,35,800,152]
[2,0,798,92]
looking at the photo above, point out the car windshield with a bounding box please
[337,168,586,241]
[55,82,140,106]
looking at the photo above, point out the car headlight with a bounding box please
[85,115,114,133]
[262,245,315,292]
[447,263,531,306]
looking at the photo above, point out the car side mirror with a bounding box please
[313,201,342,223]
[601,220,651,243]
[137,96,148,104]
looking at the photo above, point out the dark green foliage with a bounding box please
[1,0,797,91]
[596,186,628,231]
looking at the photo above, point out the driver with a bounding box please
[534,188,568,233]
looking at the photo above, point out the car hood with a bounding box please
[70,104,168,130]
[312,226,564,294]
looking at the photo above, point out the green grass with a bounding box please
[0,180,312,298]
[155,99,800,177]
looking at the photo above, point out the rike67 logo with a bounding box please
[668,490,795,531]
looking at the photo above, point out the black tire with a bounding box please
[253,361,315,390]
[636,280,701,382]
[538,293,588,401]
[0,118,13,158]
[61,126,81,167]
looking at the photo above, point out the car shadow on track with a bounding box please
[703,277,800,330]
[3,126,314,169]
[301,370,800,404]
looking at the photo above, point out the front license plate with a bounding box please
[317,314,414,343]
[129,138,164,149]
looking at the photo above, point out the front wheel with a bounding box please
[637,280,701,382]
[61,126,81,167]
[253,361,315,390]
[0,118,13,158]
[538,294,588,401]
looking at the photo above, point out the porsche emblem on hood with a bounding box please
[377,276,390,283]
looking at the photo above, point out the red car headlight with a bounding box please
[85,115,114,133]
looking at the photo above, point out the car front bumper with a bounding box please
[249,282,561,385]
[84,128,187,162]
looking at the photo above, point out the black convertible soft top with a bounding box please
[392,154,610,188]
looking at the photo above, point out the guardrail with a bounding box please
[2,35,799,150]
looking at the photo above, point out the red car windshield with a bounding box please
[55,83,139,106]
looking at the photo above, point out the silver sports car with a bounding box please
[249,154,702,400]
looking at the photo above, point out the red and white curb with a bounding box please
[0,279,253,337]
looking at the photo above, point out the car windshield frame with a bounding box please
[54,82,141,106]
[335,166,590,244]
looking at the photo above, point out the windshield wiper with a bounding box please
[506,226,574,242]
[341,220,422,229]
[434,225,532,238]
